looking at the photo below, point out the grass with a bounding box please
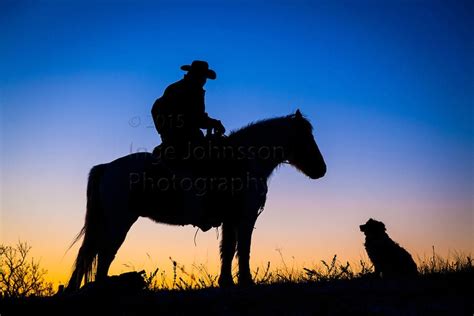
[139,248,473,291]
[1,241,472,296]
[142,258,221,291]
[1,245,472,315]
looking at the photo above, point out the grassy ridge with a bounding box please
[1,245,472,315]
[142,251,472,290]
[1,268,472,316]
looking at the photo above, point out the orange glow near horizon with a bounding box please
[2,166,473,287]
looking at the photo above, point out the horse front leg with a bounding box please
[236,216,257,286]
[218,221,237,287]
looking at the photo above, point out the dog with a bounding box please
[360,218,418,278]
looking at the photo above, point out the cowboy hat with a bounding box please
[181,60,216,80]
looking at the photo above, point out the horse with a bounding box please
[66,109,326,290]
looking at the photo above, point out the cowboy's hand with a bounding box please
[213,120,226,135]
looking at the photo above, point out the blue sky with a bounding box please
[1,0,473,283]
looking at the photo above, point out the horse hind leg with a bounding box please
[96,251,115,282]
[96,216,137,281]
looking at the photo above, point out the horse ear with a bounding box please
[295,109,302,119]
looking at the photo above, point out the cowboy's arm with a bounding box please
[199,113,225,135]
[198,112,217,128]
[195,93,225,133]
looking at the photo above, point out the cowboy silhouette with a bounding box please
[152,61,225,159]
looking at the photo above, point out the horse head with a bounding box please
[286,109,326,179]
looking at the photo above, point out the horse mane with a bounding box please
[228,113,313,140]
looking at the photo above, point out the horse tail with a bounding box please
[67,163,107,290]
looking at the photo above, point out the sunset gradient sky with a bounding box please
[1,0,473,285]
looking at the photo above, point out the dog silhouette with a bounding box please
[360,218,418,278]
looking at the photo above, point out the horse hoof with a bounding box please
[218,276,234,288]
[238,278,255,287]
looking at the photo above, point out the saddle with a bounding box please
[149,135,234,231]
